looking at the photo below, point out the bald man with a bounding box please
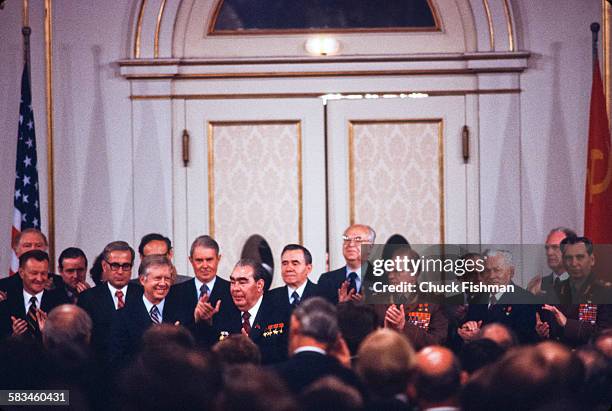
[411,346,464,411]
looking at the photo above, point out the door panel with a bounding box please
[326,96,478,268]
[180,99,326,286]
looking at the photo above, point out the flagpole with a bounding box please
[22,0,30,71]
[44,0,55,268]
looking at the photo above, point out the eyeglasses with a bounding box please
[342,235,369,245]
[105,261,132,272]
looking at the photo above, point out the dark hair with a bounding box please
[103,241,135,263]
[213,334,261,366]
[19,249,49,268]
[190,235,219,257]
[337,302,379,355]
[90,253,104,286]
[281,244,312,265]
[459,339,505,374]
[560,235,594,255]
[138,233,172,256]
[234,258,267,283]
[58,247,88,270]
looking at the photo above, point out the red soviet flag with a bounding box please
[584,56,612,244]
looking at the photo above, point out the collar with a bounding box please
[246,294,264,323]
[142,294,165,317]
[344,266,362,278]
[551,271,569,281]
[107,282,128,296]
[194,276,216,295]
[287,281,308,300]
[294,346,326,355]
[23,288,44,307]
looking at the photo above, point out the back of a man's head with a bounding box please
[337,302,379,356]
[300,376,363,411]
[291,297,338,346]
[413,346,462,408]
[141,324,196,352]
[43,305,92,350]
[459,338,505,374]
[213,334,261,366]
[356,328,415,398]
[480,323,517,349]
[218,364,297,411]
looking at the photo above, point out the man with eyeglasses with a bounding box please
[78,241,143,359]
[318,224,375,305]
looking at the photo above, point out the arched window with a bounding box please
[241,234,274,291]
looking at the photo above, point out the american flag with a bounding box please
[8,63,41,277]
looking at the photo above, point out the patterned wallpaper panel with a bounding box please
[209,122,302,283]
[350,121,443,244]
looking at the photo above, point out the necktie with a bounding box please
[199,284,209,300]
[242,312,251,336]
[348,272,358,293]
[115,290,125,309]
[553,276,561,294]
[26,296,39,336]
[488,294,497,309]
[150,305,161,324]
[291,291,300,307]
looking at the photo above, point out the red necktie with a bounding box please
[116,290,125,309]
[242,312,251,336]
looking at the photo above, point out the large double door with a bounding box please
[173,95,478,286]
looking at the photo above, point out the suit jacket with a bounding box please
[0,287,70,340]
[267,280,319,317]
[108,296,183,366]
[464,283,537,344]
[273,350,362,395]
[77,282,143,358]
[318,266,351,305]
[538,273,564,304]
[194,293,289,364]
[167,276,238,329]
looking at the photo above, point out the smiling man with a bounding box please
[0,250,69,340]
[268,244,319,315]
[109,254,182,365]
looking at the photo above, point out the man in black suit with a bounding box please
[57,247,90,303]
[109,254,182,366]
[0,250,69,340]
[168,235,238,334]
[273,296,361,394]
[318,224,375,305]
[268,244,318,315]
[527,227,576,303]
[458,249,537,344]
[194,258,288,364]
[77,241,142,358]
[0,228,63,301]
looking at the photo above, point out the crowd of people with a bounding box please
[0,224,611,410]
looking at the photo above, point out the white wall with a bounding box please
[0,0,603,278]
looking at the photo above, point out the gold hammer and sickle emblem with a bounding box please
[588,148,612,203]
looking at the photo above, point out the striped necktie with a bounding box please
[291,291,300,307]
[150,305,161,324]
[116,290,125,309]
[26,296,40,336]
[199,284,209,300]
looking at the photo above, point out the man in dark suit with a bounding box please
[194,258,288,364]
[168,235,238,335]
[0,228,63,301]
[77,241,142,358]
[0,250,70,340]
[57,247,90,303]
[527,227,576,303]
[273,297,361,394]
[458,249,537,344]
[539,235,612,346]
[268,244,318,315]
[109,255,182,366]
[318,224,375,305]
